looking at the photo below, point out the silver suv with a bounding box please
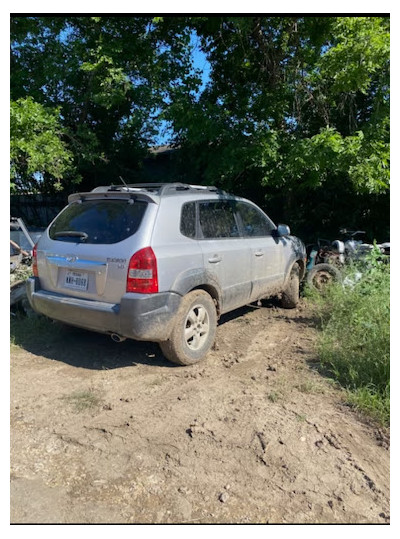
[27,183,306,365]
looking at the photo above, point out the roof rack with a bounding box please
[91,183,227,197]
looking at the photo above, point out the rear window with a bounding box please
[49,199,147,244]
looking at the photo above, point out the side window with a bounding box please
[199,201,239,239]
[180,202,196,239]
[237,202,275,237]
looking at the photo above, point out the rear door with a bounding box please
[235,201,284,301]
[37,197,153,304]
[198,199,252,313]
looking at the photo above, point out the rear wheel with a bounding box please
[281,263,300,309]
[160,290,217,366]
[306,263,341,291]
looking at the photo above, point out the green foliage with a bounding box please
[283,126,389,193]
[316,17,389,95]
[287,16,390,194]
[10,16,200,192]
[10,16,389,237]
[10,97,76,193]
[168,16,389,196]
[312,250,390,425]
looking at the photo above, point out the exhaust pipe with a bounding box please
[111,333,126,343]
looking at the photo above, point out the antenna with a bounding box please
[119,176,128,188]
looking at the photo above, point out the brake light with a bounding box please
[32,242,39,277]
[126,247,158,294]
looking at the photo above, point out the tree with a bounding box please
[166,17,389,191]
[10,16,200,192]
[163,16,389,239]
[10,16,389,239]
[10,97,76,193]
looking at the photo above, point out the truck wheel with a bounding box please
[160,290,217,366]
[306,263,341,291]
[281,263,300,309]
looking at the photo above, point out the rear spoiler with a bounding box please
[68,191,158,204]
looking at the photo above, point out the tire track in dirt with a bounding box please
[10,301,389,523]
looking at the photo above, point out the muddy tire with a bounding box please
[160,290,217,366]
[281,263,300,309]
[306,263,341,291]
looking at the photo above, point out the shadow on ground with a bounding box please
[10,314,172,370]
[11,297,311,372]
[10,304,263,371]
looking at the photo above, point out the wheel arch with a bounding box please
[191,284,221,317]
[296,258,306,281]
[171,269,222,317]
[284,257,306,286]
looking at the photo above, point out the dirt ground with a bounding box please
[10,299,390,524]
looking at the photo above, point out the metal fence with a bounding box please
[10,194,68,227]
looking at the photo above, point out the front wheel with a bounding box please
[160,290,217,366]
[281,263,300,309]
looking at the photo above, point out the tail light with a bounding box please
[126,247,158,294]
[32,242,39,277]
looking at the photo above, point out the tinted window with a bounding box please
[199,201,239,239]
[180,202,196,238]
[237,202,275,237]
[49,200,147,244]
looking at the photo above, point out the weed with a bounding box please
[296,380,325,394]
[267,391,280,403]
[309,249,390,425]
[63,388,103,412]
[148,377,164,387]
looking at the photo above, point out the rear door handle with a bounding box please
[208,255,222,264]
[255,251,264,257]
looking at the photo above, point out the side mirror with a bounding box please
[275,224,291,237]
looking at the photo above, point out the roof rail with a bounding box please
[159,183,227,196]
[91,183,227,197]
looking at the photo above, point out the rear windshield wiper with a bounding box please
[53,231,89,241]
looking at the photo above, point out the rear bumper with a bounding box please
[26,277,181,342]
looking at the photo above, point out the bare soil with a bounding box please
[10,299,390,524]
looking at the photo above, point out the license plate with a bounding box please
[64,270,88,291]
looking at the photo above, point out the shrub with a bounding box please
[311,248,390,425]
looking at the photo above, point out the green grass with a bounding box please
[296,380,325,394]
[309,249,390,425]
[267,391,281,403]
[62,388,103,412]
[10,313,63,349]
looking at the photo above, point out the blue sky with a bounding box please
[192,35,211,93]
[155,34,211,146]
